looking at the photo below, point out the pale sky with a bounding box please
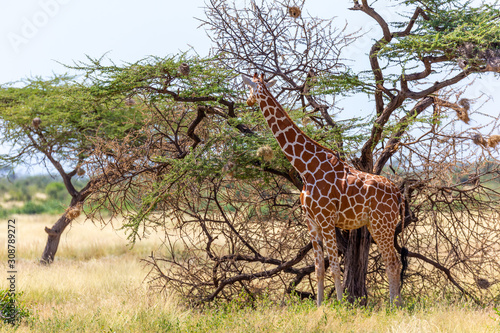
[0,0,212,83]
[1,1,497,98]
[0,0,347,83]
[0,0,498,175]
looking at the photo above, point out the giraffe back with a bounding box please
[301,152,401,233]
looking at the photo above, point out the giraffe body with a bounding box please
[243,74,404,306]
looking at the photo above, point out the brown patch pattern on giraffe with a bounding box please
[243,73,404,306]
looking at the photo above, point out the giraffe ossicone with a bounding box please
[242,73,406,306]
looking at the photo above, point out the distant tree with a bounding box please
[0,75,145,263]
[44,182,67,202]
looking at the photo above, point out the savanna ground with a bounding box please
[0,214,498,332]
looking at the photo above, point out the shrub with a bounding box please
[45,182,68,202]
[0,290,31,325]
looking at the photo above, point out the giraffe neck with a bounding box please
[256,90,329,176]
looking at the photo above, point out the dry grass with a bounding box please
[0,201,23,209]
[0,214,164,261]
[0,215,498,332]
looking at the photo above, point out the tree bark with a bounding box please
[342,226,371,305]
[40,197,84,265]
[40,214,72,264]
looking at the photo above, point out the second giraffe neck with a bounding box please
[257,93,330,176]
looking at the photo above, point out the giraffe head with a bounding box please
[242,73,276,106]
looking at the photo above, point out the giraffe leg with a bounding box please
[372,231,402,306]
[323,231,343,302]
[305,217,325,306]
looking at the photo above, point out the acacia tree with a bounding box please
[0,75,145,263]
[42,0,500,305]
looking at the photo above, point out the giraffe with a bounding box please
[242,73,406,306]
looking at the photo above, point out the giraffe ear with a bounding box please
[266,80,277,88]
[242,75,257,89]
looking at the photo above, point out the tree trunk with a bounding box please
[40,199,82,264]
[342,226,371,305]
[40,214,71,264]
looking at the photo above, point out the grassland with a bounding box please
[0,214,498,332]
